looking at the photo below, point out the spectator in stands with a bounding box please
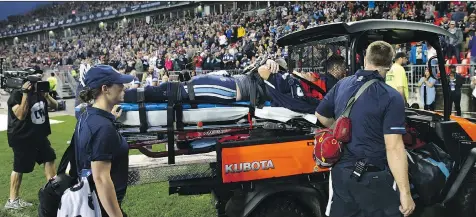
[469,35,476,75]
[452,6,466,23]
[151,77,158,86]
[410,41,428,77]
[448,65,463,116]
[466,14,476,48]
[3,0,476,78]
[161,73,169,83]
[132,80,141,89]
[418,68,437,111]
[410,42,428,66]
[446,20,464,63]
[386,52,409,105]
[440,15,450,30]
[142,67,155,87]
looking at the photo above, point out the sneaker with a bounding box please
[4,198,32,210]
[17,198,32,207]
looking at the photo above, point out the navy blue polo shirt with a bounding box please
[316,70,407,168]
[75,106,129,202]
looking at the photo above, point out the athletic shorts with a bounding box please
[10,137,57,173]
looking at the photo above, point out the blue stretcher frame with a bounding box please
[119,101,272,111]
[75,101,272,112]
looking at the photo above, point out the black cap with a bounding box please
[395,52,407,60]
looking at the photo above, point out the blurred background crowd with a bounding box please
[0,1,476,78]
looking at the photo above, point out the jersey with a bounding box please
[265,73,318,114]
[7,90,51,144]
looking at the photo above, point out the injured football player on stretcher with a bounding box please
[122,59,321,114]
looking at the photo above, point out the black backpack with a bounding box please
[38,133,78,217]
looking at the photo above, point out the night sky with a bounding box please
[0,2,53,21]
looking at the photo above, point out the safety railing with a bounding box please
[43,65,77,98]
[407,64,476,80]
[41,64,476,98]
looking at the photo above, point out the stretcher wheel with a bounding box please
[250,196,313,217]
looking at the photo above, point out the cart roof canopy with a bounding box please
[277,19,454,47]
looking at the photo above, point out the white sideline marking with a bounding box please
[0,114,64,132]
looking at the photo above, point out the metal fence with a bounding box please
[43,65,77,98]
[44,64,476,98]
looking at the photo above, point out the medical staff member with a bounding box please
[315,41,415,217]
[76,65,133,217]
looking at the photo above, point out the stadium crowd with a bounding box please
[1,1,476,78]
[0,2,147,31]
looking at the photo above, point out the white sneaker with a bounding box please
[4,198,32,210]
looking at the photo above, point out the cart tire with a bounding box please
[250,196,313,217]
[450,168,476,217]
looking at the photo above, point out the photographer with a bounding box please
[5,73,58,210]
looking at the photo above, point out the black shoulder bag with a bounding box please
[38,132,78,217]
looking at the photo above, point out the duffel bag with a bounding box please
[38,174,74,217]
[407,142,454,205]
[38,134,78,217]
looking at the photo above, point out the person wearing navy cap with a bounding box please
[75,65,133,217]
[316,41,415,217]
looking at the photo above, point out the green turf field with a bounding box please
[0,116,215,217]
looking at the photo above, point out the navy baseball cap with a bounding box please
[84,65,134,89]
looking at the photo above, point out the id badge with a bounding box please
[451,86,455,91]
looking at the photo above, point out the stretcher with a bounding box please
[75,82,321,163]
[116,99,319,157]
[117,101,319,128]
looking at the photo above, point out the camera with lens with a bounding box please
[0,60,50,93]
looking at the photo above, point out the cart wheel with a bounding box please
[250,196,314,217]
[450,168,476,217]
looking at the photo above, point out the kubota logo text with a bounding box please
[225,160,275,174]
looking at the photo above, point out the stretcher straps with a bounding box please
[249,73,266,109]
[249,76,257,108]
[137,88,148,133]
[291,71,326,96]
[175,83,184,131]
[167,82,179,164]
[186,81,197,109]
